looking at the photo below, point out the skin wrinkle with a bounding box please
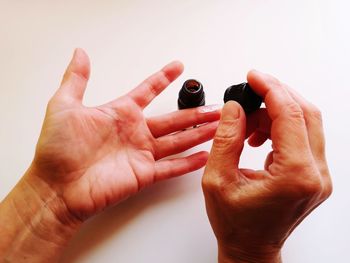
[0,54,220,262]
[3,51,332,262]
[149,70,169,97]
[263,87,302,119]
[53,160,105,220]
[67,70,89,85]
[87,174,100,219]
[10,190,63,248]
[135,69,172,108]
[71,150,131,219]
[36,110,116,178]
[95,106,119,123]
[202,71,332,263]
[25,175,82,228]
[129,151,142,192]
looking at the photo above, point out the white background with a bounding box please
[0,1,349,262]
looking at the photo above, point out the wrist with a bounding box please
[218,243,282,263]
[0,164,82,261]
[23,163,83,229]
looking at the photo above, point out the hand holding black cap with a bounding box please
[178,79,205,109]
[223,82,262,114]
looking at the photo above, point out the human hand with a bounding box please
[202,71,332,262]
[27,49,220,223]
[0,49,221,262]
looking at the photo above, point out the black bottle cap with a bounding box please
[223,82,262,114]
[178,79,205,109]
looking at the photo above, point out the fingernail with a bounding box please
[198,104,222,113]
[223,101,240,120]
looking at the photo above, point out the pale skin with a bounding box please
[0,49,331,263]
[203,71,332,262]
[0,49,221,262]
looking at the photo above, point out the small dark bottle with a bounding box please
[223,82,262,114]
[178,79,205,109]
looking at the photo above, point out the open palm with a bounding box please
[32,49,220,220]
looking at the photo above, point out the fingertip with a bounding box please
[221,101,242,121]
[247,69,280,98]
[216,101,245,139]
[247,69,263,77]
[247,69,258,80]
[209,101,245,171]
[74,47,87,58]
[70,48,90,80]
[57,48,91,103]
[170,60,184,72]
[247,69,264,87]
[248,69,281,89]
[199,150,209,158]
[162,60,184,80]
[247,134,267,147]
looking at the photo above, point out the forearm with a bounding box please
[0,166,81,262]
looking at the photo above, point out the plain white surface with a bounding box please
[0,1,349,262]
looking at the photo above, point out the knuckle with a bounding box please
[268,75,284,89]
[212,136,243,156]
[293,170,324,198]
[213,136,234,149]
[304,178,323,197]
[194,108,204,122]
[309,106,323,123]
[292,178,322,199]
[215,119,240,139]
[160,69,171,84]
[146,81,159,97]
[70,70,88,82]
[283,101,304,119]
[273,155,310,176]
[321,177,333,199]
[279,164,323,198]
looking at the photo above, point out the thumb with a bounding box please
[204,101,245,181]
[54,48,90,104]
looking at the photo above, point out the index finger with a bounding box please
[247,70,311,160]
[126,61,184,109]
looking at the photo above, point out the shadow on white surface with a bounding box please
[61,175,193,262]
